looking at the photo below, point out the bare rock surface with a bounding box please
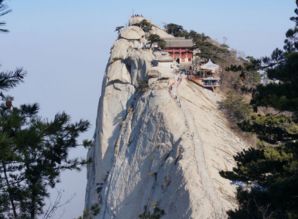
[85,18,247,219]
[120,26,145,40]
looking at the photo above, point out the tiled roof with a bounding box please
[164,37,194,48]
[200,59,220,73]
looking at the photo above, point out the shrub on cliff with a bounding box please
[135,19,152,32]
[148,34,166,49]
[219,92,252,124]
[139,206,165,219]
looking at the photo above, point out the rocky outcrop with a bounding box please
[85,18,247,219]
[119,26,145,40]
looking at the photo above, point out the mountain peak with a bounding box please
[85,18,247,219]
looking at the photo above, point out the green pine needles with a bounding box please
[220,2,298,218]
[0,2,91,217]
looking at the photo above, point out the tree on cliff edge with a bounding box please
[221,2,298,218]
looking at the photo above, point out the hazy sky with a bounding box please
[0,0,295,218]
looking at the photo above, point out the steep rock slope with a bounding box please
[85,17,247,219]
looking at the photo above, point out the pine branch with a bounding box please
[0,68,26,91]
[0,0,11,32]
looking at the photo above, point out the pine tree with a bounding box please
[221,2,298,218]
[164,23,185,37]
[0,100,91,219]
[148,34,166,49]
[0,2,91,218]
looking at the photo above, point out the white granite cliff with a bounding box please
[85,17,247,219]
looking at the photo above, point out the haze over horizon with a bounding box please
[0,1,294,218]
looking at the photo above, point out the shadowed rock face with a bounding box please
[85,18,247,219]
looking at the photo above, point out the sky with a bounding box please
[0,0,295,218]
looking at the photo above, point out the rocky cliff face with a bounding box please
[85,17,247,219]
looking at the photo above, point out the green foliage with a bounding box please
[0,68,25,91]
[147,34,166,49]
[148,34,160,44]
[195,39,229,62]
[115,26,124,32]
[0,0,11,33]
[157,40,166,50]
[189,30,209,42]
[164,23,233,63]
[221,43,229,48]
[253,83,298,113]
[135,19,152,32]
[188,29,248,93]
[219,92,252,123]
[163,23,247,94]
[221,2,298,218]
[220,140,298,219]
[77,208,92,219]
[139,205,165,219]
[0,100,91,218]
[252,10,298,114]
[164,23,188,37]
[189,29,232,63]
[77,204,104,219]
[252,50,298,112]
[240,114,298,144]
[90,203,100,216]
[0,5,91,217]
[225,57,261,93]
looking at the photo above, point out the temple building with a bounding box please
[199,59,220,76]
[163,37,194,64]
[152,51,174,69]
[188,59,221,90]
